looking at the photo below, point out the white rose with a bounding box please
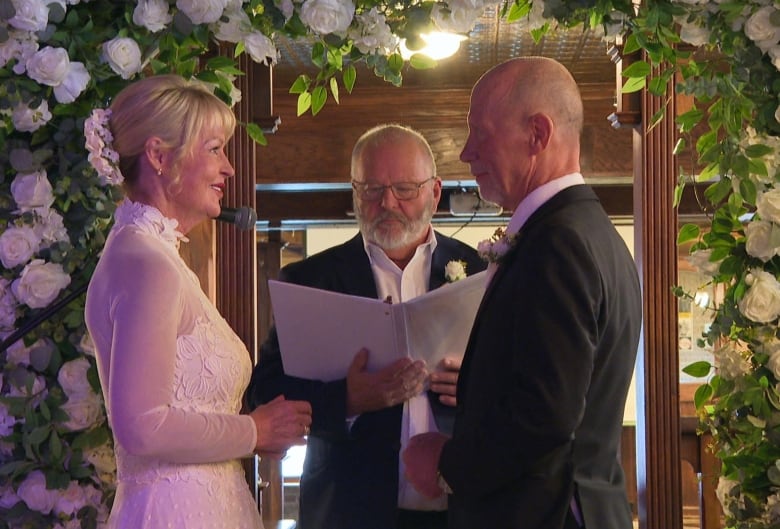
[11,259,71,309]
[133,0,173,32]
[8,373,47,399]
[745,219,780,261]
[299,0,355,35]
[713,341,752,379]
[678,21,710,47]
[53,481,87,517]
[739,269,780,323]
[0,281,19,330]
[431,3,483,34]
[0,402,17,437]
[79,332,97,357]
[17,470,58,515]
[275,0,294,21]
[8,0,49,32]
[687,248,722,276]
[102,37,142,79]
[0,225,41,269]
[348,8,398,55]
[25,46,70,87]
[58,358,93,399]
[745,6,780,52]
[212,4,249,43]
[0,483,20,509]
[770,45,780,72]
[34,209,70,247]
[53,60,90,103]
[176,0,228,25]
[243,31,278,65]
[5,338,32,366]
[765,349,780,380]
[11,170,54,212]
[716,476,740,509]
[60,394,103,431]
[84,443,117,483]
[758,188,780,224]
[12,99,52,133]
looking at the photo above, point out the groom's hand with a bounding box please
[429,356,460,407]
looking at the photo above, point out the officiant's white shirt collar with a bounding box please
[507,172,585,235]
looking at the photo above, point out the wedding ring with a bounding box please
[303,425,310,436]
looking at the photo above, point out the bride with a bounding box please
[84,74,312,529]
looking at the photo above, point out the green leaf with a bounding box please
[677,223,701,244]
[694,383,713,409]
[343,65,356,93]
[409,54,438,70]
[311,85,327,116]
[329,77,339,105]
[296,91,312,116]
[683,360,712,378]
[621,76,646,94]
[745,144,774,158]
[289,75,310,94]
[244,122,267,146]
[621,60,651,79]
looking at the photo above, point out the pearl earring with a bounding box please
[157,167,162,176]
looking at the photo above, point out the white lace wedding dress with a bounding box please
[85,200,263,529]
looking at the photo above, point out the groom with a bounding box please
[403,57,642,529]
[247,123,486,529]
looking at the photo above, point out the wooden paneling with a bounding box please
[634,60,683,529]
[255,84,634,186]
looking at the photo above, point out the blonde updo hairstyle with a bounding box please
[108,74,236,193]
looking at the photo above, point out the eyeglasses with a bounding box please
[351,177,435,201]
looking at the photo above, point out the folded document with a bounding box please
[268,271,487,381]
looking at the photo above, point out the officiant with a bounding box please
[246,123,486,529]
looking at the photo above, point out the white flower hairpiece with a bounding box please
[477,227,519,263]
[84,108,123,186]
[445,260,467,282]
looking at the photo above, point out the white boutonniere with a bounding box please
[445,260,467,282]
[477,227,518,263]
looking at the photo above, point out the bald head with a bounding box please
[460,57,584,209]
[476,57,584,142]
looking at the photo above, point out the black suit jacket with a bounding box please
[439,185,641,529]
[247,232,486,529]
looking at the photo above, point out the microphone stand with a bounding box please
[0,281,89,354]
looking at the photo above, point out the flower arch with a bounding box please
[0,0,778,527]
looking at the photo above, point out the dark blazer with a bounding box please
[247,232,486,529]
[439,185,641,529]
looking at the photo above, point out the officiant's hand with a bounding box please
[429,356,460,407]
[346,348,428,416]
[250,395,312,459]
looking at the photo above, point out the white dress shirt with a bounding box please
[363,229,449,512]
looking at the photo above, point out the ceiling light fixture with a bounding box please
[399,31,468,61]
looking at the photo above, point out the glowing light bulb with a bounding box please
[399,32,468,61]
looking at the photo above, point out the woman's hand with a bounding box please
[249,395,312,459]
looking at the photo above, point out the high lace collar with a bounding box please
[113,199,188,249]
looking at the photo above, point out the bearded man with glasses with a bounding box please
[247,124,486,529]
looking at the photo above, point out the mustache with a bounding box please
[370,211,409,229]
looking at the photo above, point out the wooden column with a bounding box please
[215,50,261,511]
[634,60,683,529]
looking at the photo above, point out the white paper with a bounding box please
[268,271,487,381]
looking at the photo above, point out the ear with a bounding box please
[528,113,553,154]
[143,137,167,174]
[431,177,443,208]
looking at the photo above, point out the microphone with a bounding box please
[216,206,257,231]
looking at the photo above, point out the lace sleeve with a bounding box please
[98,231,256,464]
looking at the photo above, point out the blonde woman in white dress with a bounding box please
[85,74,312,529]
